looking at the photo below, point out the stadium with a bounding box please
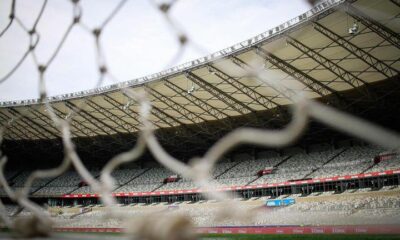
[0,0,399,239]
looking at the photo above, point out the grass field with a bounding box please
[1,230,399,239]
[202,234,400,240]
[201,234,400,240]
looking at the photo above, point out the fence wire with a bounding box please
[0,0,399,239]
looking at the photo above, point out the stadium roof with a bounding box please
[0,0,399,156]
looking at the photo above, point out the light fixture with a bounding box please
[123,100,133,111]
[348,22,359,35]
[207,66,216,75]
[65,112,71,120]
[187,78,196,94]
[123,102,130,111]
[187,85,195,94]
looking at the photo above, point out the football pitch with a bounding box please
[9,233,400,240]
[1,231,399,239]
[202,234,400,239]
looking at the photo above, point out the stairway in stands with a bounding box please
[113,168,151,192]
[215,161,243,179]
[151,183,165,192]
[31,175,60,195]
[245,155,292,186]
[303,148,347,179]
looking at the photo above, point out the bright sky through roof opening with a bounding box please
[0,0,310,101]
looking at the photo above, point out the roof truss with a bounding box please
[313,22,399,78]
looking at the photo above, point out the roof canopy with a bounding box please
[0,0,399,150]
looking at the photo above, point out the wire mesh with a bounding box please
[0,0,399,239]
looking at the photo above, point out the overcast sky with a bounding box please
[0,0,311,101]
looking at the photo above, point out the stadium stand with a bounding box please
[116,167,175,192]
[0,0,399,237]
[309,146,383,178]
[367,154,400,173]
[252,149,343,184]
[214,153,288,186]
[1,144,398,197]
[111,169,148,186]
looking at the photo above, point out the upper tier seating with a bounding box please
[111,168,147,186]
[158,161,236,191]
[309,146,382,178]
[212,153,288,187]
[252,149,342,184]
[367,155,400,173]
[116,167,174,192]
[35,170,99,195]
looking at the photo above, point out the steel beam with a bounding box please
[8,108,58,139]
[65,101,120,136]
[391,0,400,8]
[51,105,93,137]
[150,105,208,142]
[146,86,207,124]
[313,22,399,78]
[3,131,19,140]
[86,98,135,133]
[0,114,26,140]
[0,111,45,139]
[120,90,211,142]
[164,80,229,120]
[346,4,399,49]
[229,56,296,100]
[151,105,182,128]
[185,72,253,115]
[29,108,61,136]
[102,94,144,130]
[0,124,19,140]
[120,91,180,128]
[207,64,280,110]
[286,37,367,88]
[253,47,336,97]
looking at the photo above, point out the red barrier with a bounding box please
[55,227,122,233]
[53,225,400,235]
[196,226,400,234]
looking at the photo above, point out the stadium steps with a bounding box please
[68,186,85,195]
[245,176,261,186]
[69,207,92,219]
[273,155,292,168]
[348,201,368,215]
[243,156,293,186]
[10,206,24,217]
[113,168,151,192]
[214,161,243,179]
[150,183,165,192]
[66,171,103,194]
[361,162,377,174]
[30,174,60,195]
[8,169,24,186]
[117,168,149,187]
[303,148,347,179]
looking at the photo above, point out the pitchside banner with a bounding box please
[54,225,400,234]
[266,198,295,207]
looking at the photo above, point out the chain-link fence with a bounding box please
[0,0,399,239]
